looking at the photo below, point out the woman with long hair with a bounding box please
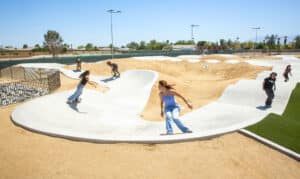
[158,80,193,135]
[67,70,97,104]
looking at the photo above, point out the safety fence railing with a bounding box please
[1,49,299,70]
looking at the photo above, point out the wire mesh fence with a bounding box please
[0,66,60,106]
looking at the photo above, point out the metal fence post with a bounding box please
[47,75,50,92]
[10,66,13,79]
[23,67,26,81]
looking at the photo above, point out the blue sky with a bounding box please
[0,0,299,47]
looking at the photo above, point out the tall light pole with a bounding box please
[251,27,261,53]
[107,9,121,60]
[191,24,199,42]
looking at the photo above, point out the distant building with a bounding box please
[2,47,16,51]
[17,47,34,51]
[1,47,34,51]
[100,47,112,51]
[172,44,196,51]
[118,47,130,52]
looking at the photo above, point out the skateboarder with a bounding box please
[76,58,82,71]
[263,72,277,108]
[106,61,120,78]
[283,65,292,82]
[158,80,193,135]
[67,70,97,104]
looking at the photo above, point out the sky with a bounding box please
[0,0,299,48]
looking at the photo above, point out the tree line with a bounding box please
[3,30,300,57]
[126,35,300,51]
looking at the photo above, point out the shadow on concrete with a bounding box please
[67,101,87,114]
[101,76,118,83]
[256,105,269,111]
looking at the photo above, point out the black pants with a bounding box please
[265,89,274,106]
[112,70,120,77]
[283,73,289,82]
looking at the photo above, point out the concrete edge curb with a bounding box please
[239,129,300,161]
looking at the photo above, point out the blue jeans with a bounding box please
[68,84,84,102]
[165,106,190,134]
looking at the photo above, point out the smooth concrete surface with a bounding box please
[225,59,240,64]
[11,55,300,143]
[205,59,221,63]
[132,56,182,62]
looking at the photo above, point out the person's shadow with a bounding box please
[101,76,119,83]
[67,102,87,114]
[72,69,81,72]
[256,105,269,111]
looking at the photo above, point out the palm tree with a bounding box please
[277,36,281,54]
[284,36,288,48]
[295,35,300,49]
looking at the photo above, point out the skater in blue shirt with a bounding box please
[158,80,193,135]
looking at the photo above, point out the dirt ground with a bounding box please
[237,54,282,60]
[1,59,300,179]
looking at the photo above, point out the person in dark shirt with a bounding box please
[283,65,292,82]
[263,72,277,107]
[67,70,97,104]
[106,61,120,78]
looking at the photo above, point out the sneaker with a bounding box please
[75,98,81,103]
[185,130,193,134]
[265,105,272,108]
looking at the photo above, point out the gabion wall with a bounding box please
[0,66,60,106]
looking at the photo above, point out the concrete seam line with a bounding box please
[239,129,300,161]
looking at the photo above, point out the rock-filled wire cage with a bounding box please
[0,66,60,106]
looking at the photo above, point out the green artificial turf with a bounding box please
[246,83,300,153]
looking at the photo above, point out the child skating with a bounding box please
[76,58,82,71]
[283,65,292,82]
[106,61,120,78]
[67,70,97,104]
[158,80,193,135]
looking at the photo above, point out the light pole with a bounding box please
[251,27,261,54]
[235,37,240,51]
[107,9,121,60]
[191,24,199,42]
